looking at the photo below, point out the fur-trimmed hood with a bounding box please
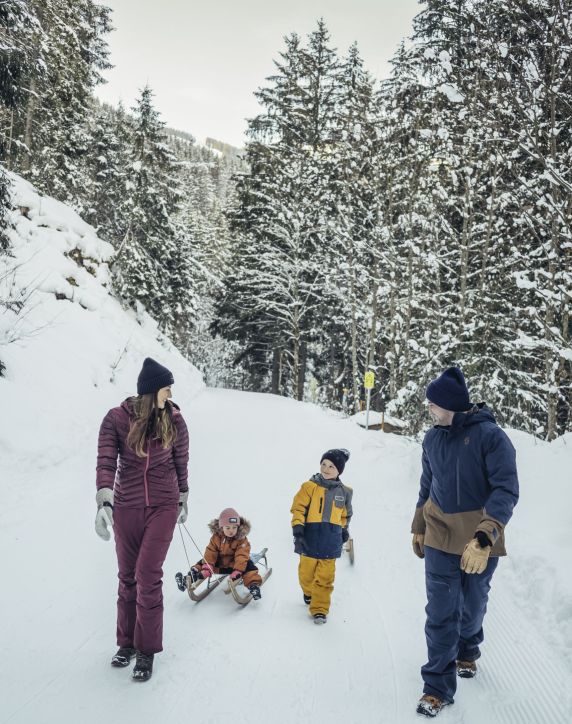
[208,517,251,539]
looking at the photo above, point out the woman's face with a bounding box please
[156,386,172,409]
[222,524,239,538]
[320,459,339,480]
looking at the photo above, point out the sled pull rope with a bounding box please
[177,524,193,572]
[178,522,216,576]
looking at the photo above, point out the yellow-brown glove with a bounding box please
[460,538,490,574]
[412,533,425,559]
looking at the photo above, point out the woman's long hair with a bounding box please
[126,394,178,457]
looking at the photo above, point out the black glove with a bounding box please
[474,531,492,548]
[341,528,350,543]
[292,525,307,555]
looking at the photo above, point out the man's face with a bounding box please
[427,401,454,426]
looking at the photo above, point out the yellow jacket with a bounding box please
[291,474,353,559]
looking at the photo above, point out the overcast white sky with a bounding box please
[95,0,421,148]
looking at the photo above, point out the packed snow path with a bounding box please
[1,388,571,724]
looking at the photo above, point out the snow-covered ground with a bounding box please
[1,175,571,723]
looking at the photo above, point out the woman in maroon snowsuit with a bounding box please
[95,357,189,682]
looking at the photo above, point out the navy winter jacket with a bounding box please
[413,404,519,555]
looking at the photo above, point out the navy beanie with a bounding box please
[321,448,350,475]
[426,367,471,412]
[137,357,174,395]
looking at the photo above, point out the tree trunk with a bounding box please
[297,340,307,401]
[22,76,37,172]
[271,347,281,394]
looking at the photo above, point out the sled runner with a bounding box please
[223,548,273,606]
[186,571,229,602]
[344,537,355,564]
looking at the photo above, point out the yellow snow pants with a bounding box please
[298,555,336,615]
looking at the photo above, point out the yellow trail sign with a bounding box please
[364,371,375,390]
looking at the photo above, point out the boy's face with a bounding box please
[320,459,339,480]
[222,524,239,537]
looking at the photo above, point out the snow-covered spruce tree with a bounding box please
[216,22,348,400]
[374,0,546,433]
[370,0,571,437]
[167,129,245,384]
[81,100,134,245]
[371,39,442,429]
[472,0,572,438]
[3,0,112,207]
[0,0,39,172]
[112,86,191,338]
[0,1,38,252]
[316,42,382,412]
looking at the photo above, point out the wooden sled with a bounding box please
[224,547,273,606]
[186,572,229,602]
[344,537,355,565]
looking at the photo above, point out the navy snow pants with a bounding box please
[114,506,178,655]
[422,545,499,702]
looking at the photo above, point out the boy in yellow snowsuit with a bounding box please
[290,448,353,624]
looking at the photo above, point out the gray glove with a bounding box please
[177,490,189,524]
[95,487,114,541]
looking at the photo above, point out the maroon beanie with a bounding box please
[219,508,240,527]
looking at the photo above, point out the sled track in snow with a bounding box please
[357,576,401,723]
[475,589,572,724]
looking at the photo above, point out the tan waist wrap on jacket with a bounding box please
[419,498,506,557]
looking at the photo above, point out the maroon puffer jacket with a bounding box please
[96,399,189,508]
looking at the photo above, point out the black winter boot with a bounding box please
[456,660,477,678]
[175,572,186,592]
[313,613,327,625]
[189,567,203,583]
[132,651,154,682]
[416,694,450,717]
[111,646,136,667]
[249,584,262,600]
[303,594,311,605]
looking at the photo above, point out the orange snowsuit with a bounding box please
[195,517,262,587]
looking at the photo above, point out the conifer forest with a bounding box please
[2,1,571,438]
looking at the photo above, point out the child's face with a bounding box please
[320,459,339,480]
[222,524,239,537]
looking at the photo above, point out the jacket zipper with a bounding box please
[456,457,460,507]
[144,443,151,507]
[319,496,323,514]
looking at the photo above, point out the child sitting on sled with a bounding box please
[291,449,353,624]
[175,507,263,599]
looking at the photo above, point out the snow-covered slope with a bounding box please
[0,172,204,471]
[1,174,571,724]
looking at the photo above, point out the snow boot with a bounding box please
[457,659,477,678]
[132,651,154,682]
[189,567,203,583]
[303,594,311,605]
[175,571,186,592]
[313,613,327,625]
[249,584,262,600]
[111,646,136,668]
[416,694,449,717]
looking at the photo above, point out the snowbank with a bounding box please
[0,171,204,470]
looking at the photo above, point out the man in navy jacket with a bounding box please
[411,367,519,718]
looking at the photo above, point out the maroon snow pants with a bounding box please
[114,505,178,655]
